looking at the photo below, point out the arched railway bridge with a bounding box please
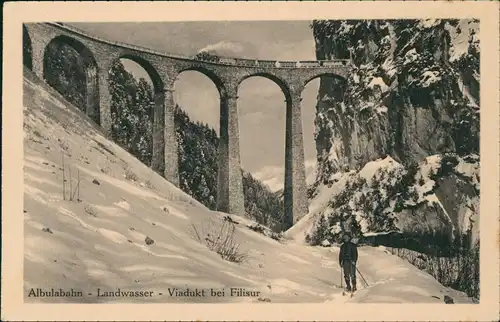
[23,22,351,229]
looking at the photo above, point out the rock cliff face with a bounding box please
[306,19,480,247]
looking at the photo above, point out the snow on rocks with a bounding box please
[445,19,480,63]
[419,19,441,29]
[296,152,479,248]
[375,106,388,114]
[358,156,402,183]
[421,70,442,87]
[367,77,389,93]
[404,49,419,65]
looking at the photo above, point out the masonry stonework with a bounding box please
[23,22,350,227]
[162,86,180,187]
[284,85,310,229]
[216,84,245,215]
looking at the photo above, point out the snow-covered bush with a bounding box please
[306,153,479,248]
[191,217,248,263]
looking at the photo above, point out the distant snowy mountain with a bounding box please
[252,160,317,194]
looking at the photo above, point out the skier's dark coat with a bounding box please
[339,241,358,264]
[339,240,359,291]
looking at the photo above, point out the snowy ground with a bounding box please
[23,69,473,304]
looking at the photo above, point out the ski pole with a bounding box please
[340,265,343,289]
[356,267,369,287]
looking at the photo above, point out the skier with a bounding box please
[339,232,358,292]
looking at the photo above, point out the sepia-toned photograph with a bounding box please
[3,1,499,321]
[22,17,481,303]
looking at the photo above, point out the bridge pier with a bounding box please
[85,66,100,126]
[30,37,48,81]
[162,86,180,186]
[283,89,309,230]
[216,88,245,215]
[151,88,166,177]
[97,62,112,137]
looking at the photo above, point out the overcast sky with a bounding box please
[69,21,322,191]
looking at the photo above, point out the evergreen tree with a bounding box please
[43,41,87,112]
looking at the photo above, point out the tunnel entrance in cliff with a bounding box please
[43,35,100,125]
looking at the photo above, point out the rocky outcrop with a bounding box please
[305,153,479,254]
[306,19,480,245]
[311,19,479,184]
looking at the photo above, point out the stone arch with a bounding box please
[302,73,348,101]
[23,25,33,70]
[173,66,229,212]
[109,55,165,126]
[43,35,100,124]
[236,73,291,231]
[108,54,165,168]
[117,54,165,93]
[177,66,226,97]
[238,73,291,103]
[303,72,347,87]
[174,66,226,136]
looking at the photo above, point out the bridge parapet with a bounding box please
[297,61,320,68]
[278,61,297,68]
[45,23,351,70]
[233,58,258,67]
[322,60,350,67]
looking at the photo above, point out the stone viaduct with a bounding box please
[23,22,350,229]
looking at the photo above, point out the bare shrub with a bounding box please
[248,223,265,234]
[61,154,81,202]
[191,217,248,263]
[124,168,138,181]
[248,222,283,242]
[144,180,156,190]
[270,231,284,242]
[224,215,239,225]
[58,138,70,152]
[32,129,45,139]
[100,166,112,175]
[388,240,480,300]
[93,140,116,156]
[84,204,97,217]
[42,227,53,234]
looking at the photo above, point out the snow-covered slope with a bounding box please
[23,69,473,304]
